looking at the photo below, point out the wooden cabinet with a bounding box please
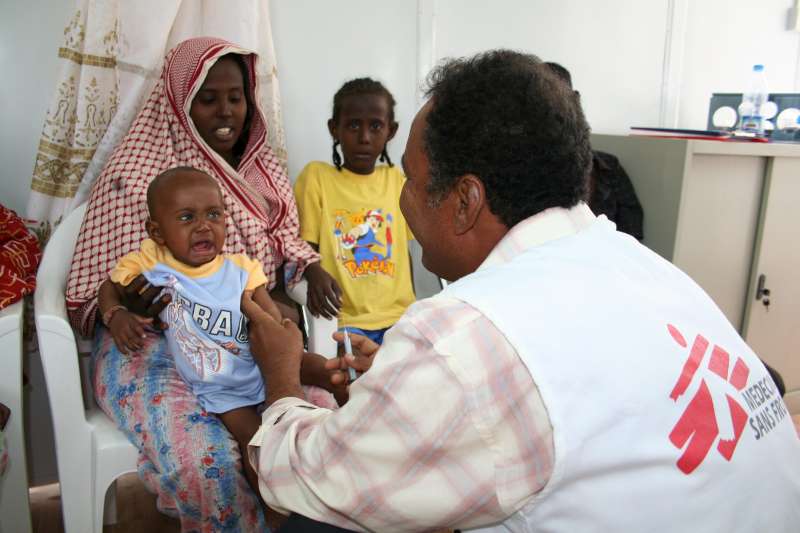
[591,134,800,413]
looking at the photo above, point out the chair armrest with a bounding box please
[33,266,72,339]
[284,279,337,357]
[0,300,23,337]
[286,278,308,306]
[307,314,338,358]
[33,202,91,430]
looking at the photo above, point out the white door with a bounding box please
[743,157,800,414]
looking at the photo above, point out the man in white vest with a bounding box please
[245,49,800,532]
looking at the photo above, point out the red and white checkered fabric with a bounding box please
[66,37,317,335]
[0,205,41,310]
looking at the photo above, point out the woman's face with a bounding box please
[190,56,247,165]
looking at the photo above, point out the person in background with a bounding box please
[546,61,644,240]
[294,78,415,346]
[65,37,329,531]
[245,49,800,532]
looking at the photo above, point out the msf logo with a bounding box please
[666,324,750,474]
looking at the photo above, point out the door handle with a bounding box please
[756,273,771,308]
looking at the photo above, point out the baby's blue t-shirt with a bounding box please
[110,239,267,413]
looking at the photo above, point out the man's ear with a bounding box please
[146,219,165,245]
[327,118,337,139]
[452,174,485,236]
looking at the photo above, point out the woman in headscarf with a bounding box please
[66,37,333,531]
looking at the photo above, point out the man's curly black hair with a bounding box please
[423,49,592,227]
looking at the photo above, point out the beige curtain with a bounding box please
[26,0,287,242]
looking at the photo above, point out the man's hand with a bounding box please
[304,262,342,320]
[241,291,304,405]
[108,309,152,355]
[120,275,171,330]
[325,331,379,386]
[300,352,350,405]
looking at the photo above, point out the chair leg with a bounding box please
[102,479,118,526]
[60,473,96,533]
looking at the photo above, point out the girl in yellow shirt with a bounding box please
[294,78,415,345]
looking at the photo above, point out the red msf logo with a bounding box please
[667,324,750,474]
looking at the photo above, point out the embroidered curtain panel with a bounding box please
[26,0,287,240]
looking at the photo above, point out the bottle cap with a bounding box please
[753,64,764,72]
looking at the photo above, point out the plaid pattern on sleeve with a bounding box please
[249,296,554,531]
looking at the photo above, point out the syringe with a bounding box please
[342,328,358,382]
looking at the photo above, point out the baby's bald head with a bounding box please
[147,167,221,218]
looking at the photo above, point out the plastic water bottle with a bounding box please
[739,64,769,135]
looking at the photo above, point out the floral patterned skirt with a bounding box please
[92,327,267,532]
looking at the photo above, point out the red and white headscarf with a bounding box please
[66,37,318,335]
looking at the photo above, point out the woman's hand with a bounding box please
[325,331,379,387]
[108,309,152,355]
[304,262,342,319]
[118,275,171,330]
[241,291,304,405]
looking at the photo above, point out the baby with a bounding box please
[98,166,285,494]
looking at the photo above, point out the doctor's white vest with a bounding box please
[449,218,800,532]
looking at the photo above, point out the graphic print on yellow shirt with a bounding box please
[334,208,395,278]
[294,161,415,330]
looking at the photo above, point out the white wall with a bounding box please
[271,0,800,173]
[679,0,800,130]
[270,0,419,183]
[0,0,74,215]
[4,0,800,485]
[6,0,800,216]
[1,0,75,486]
[434,0,671,133]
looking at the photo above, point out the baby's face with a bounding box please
[150,174,226,267]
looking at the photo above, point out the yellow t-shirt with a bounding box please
[110,238,267,291]
[294,161,415,330]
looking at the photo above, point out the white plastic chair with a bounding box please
[34,203,137,533]
[286,279,338,357]
[0,299,33,533]
[32,203,342,532]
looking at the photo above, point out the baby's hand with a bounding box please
[108,309,152,355]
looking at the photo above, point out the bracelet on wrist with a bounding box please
[102,305,127,327]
